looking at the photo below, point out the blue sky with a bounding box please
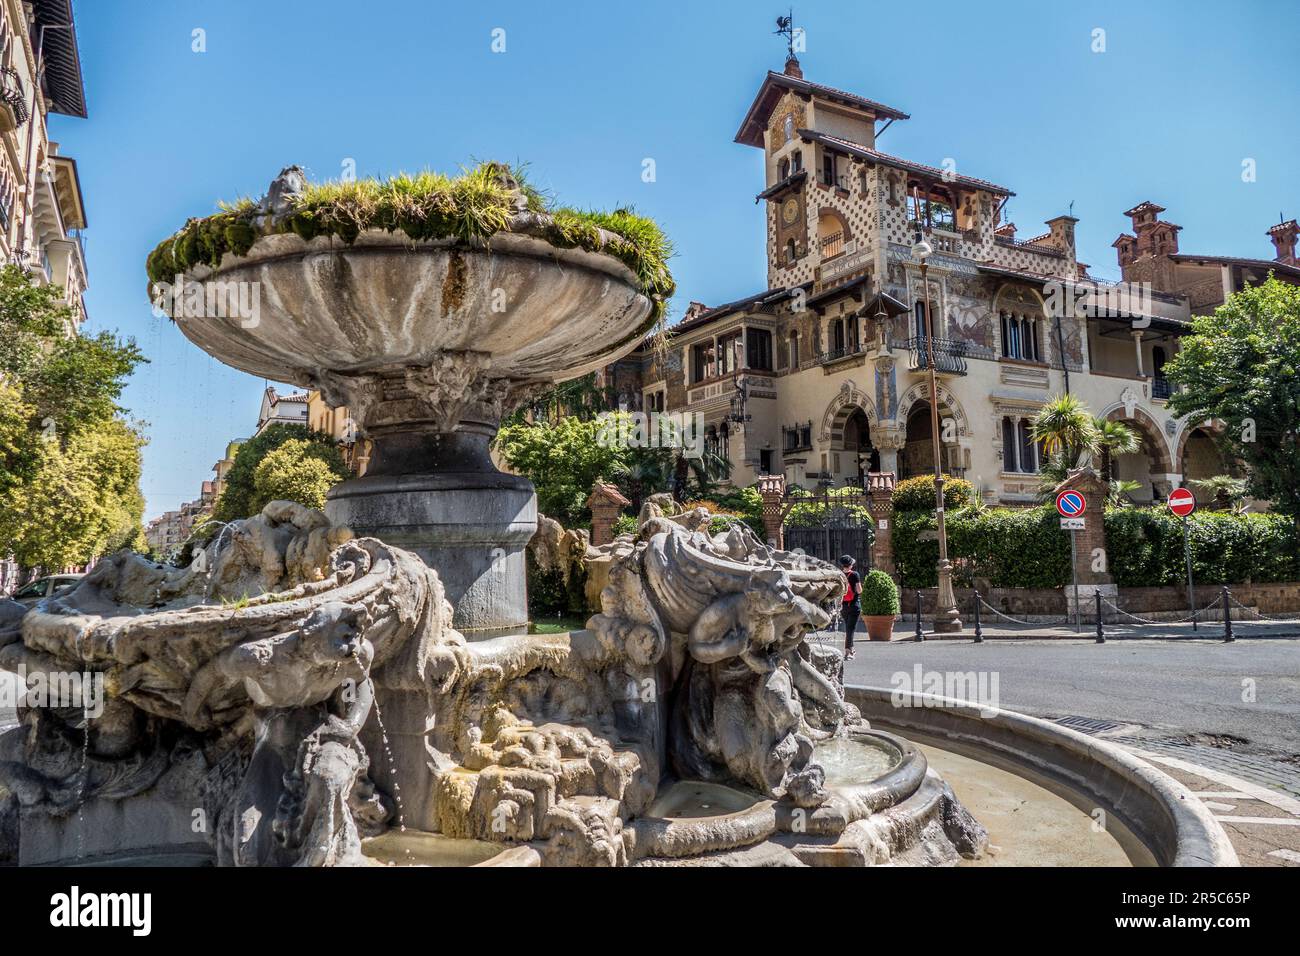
[55,0,1300,519]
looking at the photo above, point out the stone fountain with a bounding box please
[0,166,988,866]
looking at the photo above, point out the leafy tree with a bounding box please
[0,416,146,571]
[1165,277,1300,521]
[495,414,634,525]
[212,424,347,521]
[0,266,147,573]
[252,439,346,513]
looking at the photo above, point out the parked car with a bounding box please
[9,574,84,607]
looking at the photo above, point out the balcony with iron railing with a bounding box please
[1152,375,1177,401]
[819,230,845,260]
[893,335,969,376]
[0,67,29,131]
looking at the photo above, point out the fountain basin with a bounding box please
[845,685,1239,867]
[171,222,657,636]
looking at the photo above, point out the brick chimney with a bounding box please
[1112,234,1137,268]
[784,54,803,79]
[1268,219,1298,265]
[1045,215,1079,261]
[683,301,710,323]
[1124,201,1181,258]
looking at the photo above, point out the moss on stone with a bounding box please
[145,163,675,319]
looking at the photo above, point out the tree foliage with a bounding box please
[251,439,345,513]
[1165,277,1300,520]
[0,267,147,572]
[495,415,633,525]
[212,424,348,521]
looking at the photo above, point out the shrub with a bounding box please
[892,474,975,513]
[700,486,765,535]
[894,506,1070,588]
[1104,508,1300,586]
[612,514,638,537]
[860,569,900,616]
[785,486,874,530]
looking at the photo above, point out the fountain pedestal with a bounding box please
[327,427,535,636]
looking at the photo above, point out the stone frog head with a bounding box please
[297,601,373,670]
[744,568,798,615]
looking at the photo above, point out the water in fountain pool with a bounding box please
[813,736,903,789]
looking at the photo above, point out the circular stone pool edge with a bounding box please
[845,685,1239,867]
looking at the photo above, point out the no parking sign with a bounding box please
[1055,490,1086,519]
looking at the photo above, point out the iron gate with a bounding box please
[781,491,874,567]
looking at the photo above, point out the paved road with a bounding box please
[824,633,1300,756]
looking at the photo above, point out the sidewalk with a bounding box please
[815,618,1300,642]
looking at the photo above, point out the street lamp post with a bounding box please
[912,238,962,633]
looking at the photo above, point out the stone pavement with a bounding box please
[819,617,1300,641]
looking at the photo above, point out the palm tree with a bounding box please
[1107,479,1143,507]
[1191,475,1250,512]
[1093,417,1142,484]
[1031,394,1100,470]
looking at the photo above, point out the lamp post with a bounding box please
[912,237,962,633]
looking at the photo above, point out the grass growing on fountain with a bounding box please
[145,162,675,316]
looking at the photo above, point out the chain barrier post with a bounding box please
[1095,590,1105,643]
[915,589,924,642]
[973,592,983,643]
[1222,584,1234,643]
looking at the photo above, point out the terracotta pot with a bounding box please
[864,614,897,641]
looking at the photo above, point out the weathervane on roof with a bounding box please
[774,10,801,60]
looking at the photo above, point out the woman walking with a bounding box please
[839,554,862,660]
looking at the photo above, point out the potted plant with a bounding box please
[860,569,901,641]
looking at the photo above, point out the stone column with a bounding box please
[1053,467,1114,618]
[757,474,786,548]
[866,472,897,577]
[587,481,630,546]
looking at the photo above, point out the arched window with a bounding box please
[1000,311,1011,357]
[791,149,803,172]
[1009,316,1020,356]
[832,318,846,353]
[785,239,796,264]
[1017,419,1038,472]
[1002,417,1018,472]
[914,301,928,340]
[778,158,789,180]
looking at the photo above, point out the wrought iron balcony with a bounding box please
[0,68,28,130]
[895,336,969,376]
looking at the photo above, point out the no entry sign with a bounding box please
[1168,487,1197,518]
[1055,490,1087,518]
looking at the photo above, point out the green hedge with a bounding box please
[894,506,1070,588]
[892,474,974,513]
[893,504,1300,589]
[1105,508,1300,586]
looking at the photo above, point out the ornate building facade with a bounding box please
[604,55,1297,505]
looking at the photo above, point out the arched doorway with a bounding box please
[842,407,880,486]
[1179,425,1229,484]
[1103,407,1174,502]
[899,400,963,479]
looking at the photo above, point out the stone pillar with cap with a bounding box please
[587,481,630,547]
[1054,467,1114,618]
[756,473,786,548]
[866,472,897,577]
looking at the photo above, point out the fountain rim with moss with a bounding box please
[145,160,676,326]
